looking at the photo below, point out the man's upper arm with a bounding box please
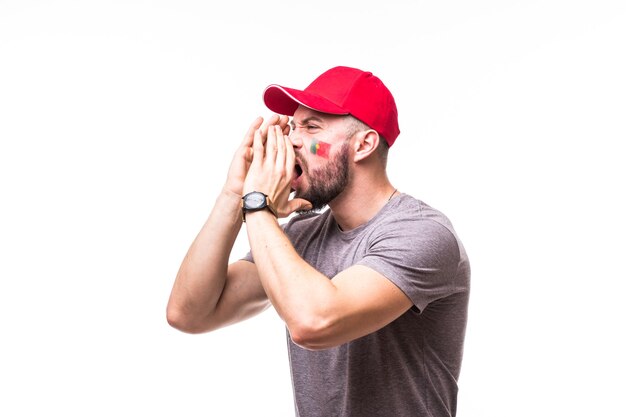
[208,260,270,331]
[293,264,413,350]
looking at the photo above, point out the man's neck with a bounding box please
[329,174,397,231]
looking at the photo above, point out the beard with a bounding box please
[295,141,350,213]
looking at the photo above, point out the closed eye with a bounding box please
[292,123,319,132]
[292,116,325,133]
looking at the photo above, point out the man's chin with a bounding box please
[292,192,325,214]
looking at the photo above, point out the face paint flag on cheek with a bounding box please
[310,138,332,158]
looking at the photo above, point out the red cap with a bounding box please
[263,66,400,147]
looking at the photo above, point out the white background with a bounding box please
[1,1,625,416]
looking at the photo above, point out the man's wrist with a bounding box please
[221,187,243,201]
[241,191,277,222]
[242,207,278,223]
[213,188,247,225]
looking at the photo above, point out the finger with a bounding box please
[243,146,254,164]
[282,198,313,216]
[257,115,279,148]
[269,113,281,125]
[275,125,286,169]
[251,127,265,169]
[277,115,289,130]
[265,124,278,164]
[279,115,291,136]
[259,114,280,140]
[278,115,292,137]
[285,130,296,178]
[241,116,263,148]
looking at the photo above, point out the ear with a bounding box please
[353,130,380,163]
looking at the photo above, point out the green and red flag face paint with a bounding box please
[310,138,331,158]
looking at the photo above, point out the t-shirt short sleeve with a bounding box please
[357,218,461,312]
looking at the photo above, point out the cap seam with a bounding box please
[340,71,370,111]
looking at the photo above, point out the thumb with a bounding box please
[282,198,313,216]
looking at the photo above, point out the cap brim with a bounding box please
[263,85,349,116]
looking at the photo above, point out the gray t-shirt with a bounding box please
[247,194,470,417]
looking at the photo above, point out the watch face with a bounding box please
[244,192,266,209]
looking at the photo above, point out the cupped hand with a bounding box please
[243,124,312,217]
[223,115,290,197]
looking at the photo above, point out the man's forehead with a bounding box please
[291,107,346,125]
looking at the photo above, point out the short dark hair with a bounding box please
[346,115,389,167]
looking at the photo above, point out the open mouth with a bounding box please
[292,163,303,193]
[294,163,303,178]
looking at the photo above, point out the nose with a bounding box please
[288,130,303,149]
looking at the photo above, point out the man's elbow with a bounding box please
[288,315,338,351]
[166,305,211,334]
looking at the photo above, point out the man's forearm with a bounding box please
[244,210,338,339]
[167,189,244,330]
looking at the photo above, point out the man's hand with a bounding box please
[223,115,291,197]
[243,123,312,217]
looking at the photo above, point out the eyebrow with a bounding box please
[290,116,325,129]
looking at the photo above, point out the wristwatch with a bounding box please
[241,191,277,222]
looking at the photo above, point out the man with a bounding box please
[167,66,470,417]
